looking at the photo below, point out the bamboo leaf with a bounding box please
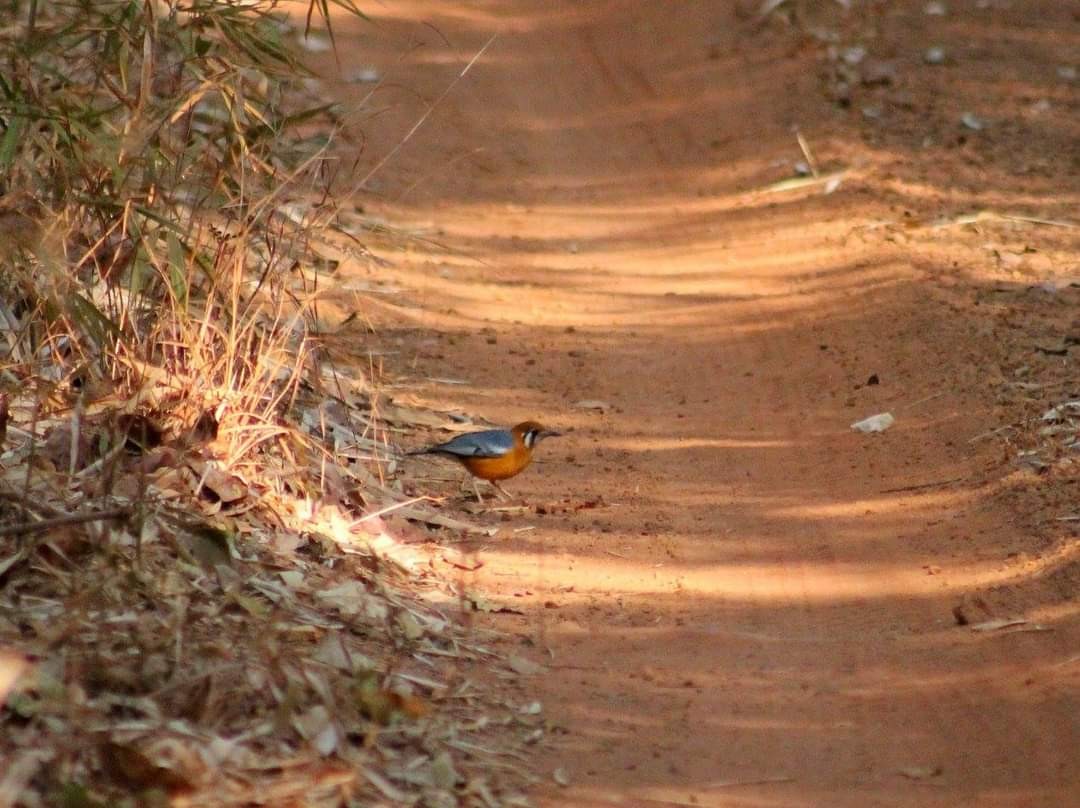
[0,117,22,168]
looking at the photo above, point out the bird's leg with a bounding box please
[491,481,511,501]
[457,472,484,504]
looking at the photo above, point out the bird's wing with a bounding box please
[433,429,514,458]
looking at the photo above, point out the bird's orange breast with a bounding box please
[457,445,533,481]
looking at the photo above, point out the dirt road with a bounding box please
[316,2,1079,805]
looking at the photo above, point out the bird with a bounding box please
[408,420,561,501]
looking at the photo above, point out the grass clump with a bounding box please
[0,0,365,450]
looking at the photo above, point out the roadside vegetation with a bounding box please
[0,2,532,805]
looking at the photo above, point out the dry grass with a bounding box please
[0,2,538,805]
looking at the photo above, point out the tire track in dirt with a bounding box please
[317,2,1080,806]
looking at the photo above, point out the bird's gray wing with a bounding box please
[433,429,514,458]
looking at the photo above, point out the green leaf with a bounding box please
[128,248,153,302]
[68,293,122,349]
[166,232,189,305]
[281,102,338,130]
[0,117,22,168]
[56,782,107,808]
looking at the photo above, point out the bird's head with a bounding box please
[513,420,561,449]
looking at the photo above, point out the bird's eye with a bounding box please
[523,430,537,448]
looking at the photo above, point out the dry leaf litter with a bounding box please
[0,352,540,808]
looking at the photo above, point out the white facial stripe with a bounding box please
[523,430,537,448]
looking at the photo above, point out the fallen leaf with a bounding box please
[278,570,305,588]
[229,592,270,618]
[400,504,498,535]
[353,673,428,724]
[970,618,1026,632]
[362,767,410,802]
[961,112,985,131]
[899,765,942,780]
[553,767,571,787]
[397,611,425,641]
[851,412,895,433]
[292,705,339,756]
[391,691,430,720]
[508,655,544,676]
[1034,341,1069,356]
[381,402,453,428]
[314,633,373,673]
[467,594,523,615]
[573,399,611,411]
[100,741,192,793]
[196,466,248,503]
[430,751,460,790]
[316,581,390,621]
[761,170,848,194]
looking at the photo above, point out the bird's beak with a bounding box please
[539,429,561,441]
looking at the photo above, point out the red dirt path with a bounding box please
[315,2,1079,806]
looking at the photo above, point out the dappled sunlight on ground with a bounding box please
[305,0,1080,804]
[477,543,1080,603]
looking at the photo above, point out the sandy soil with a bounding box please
[311,2,1079,805]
